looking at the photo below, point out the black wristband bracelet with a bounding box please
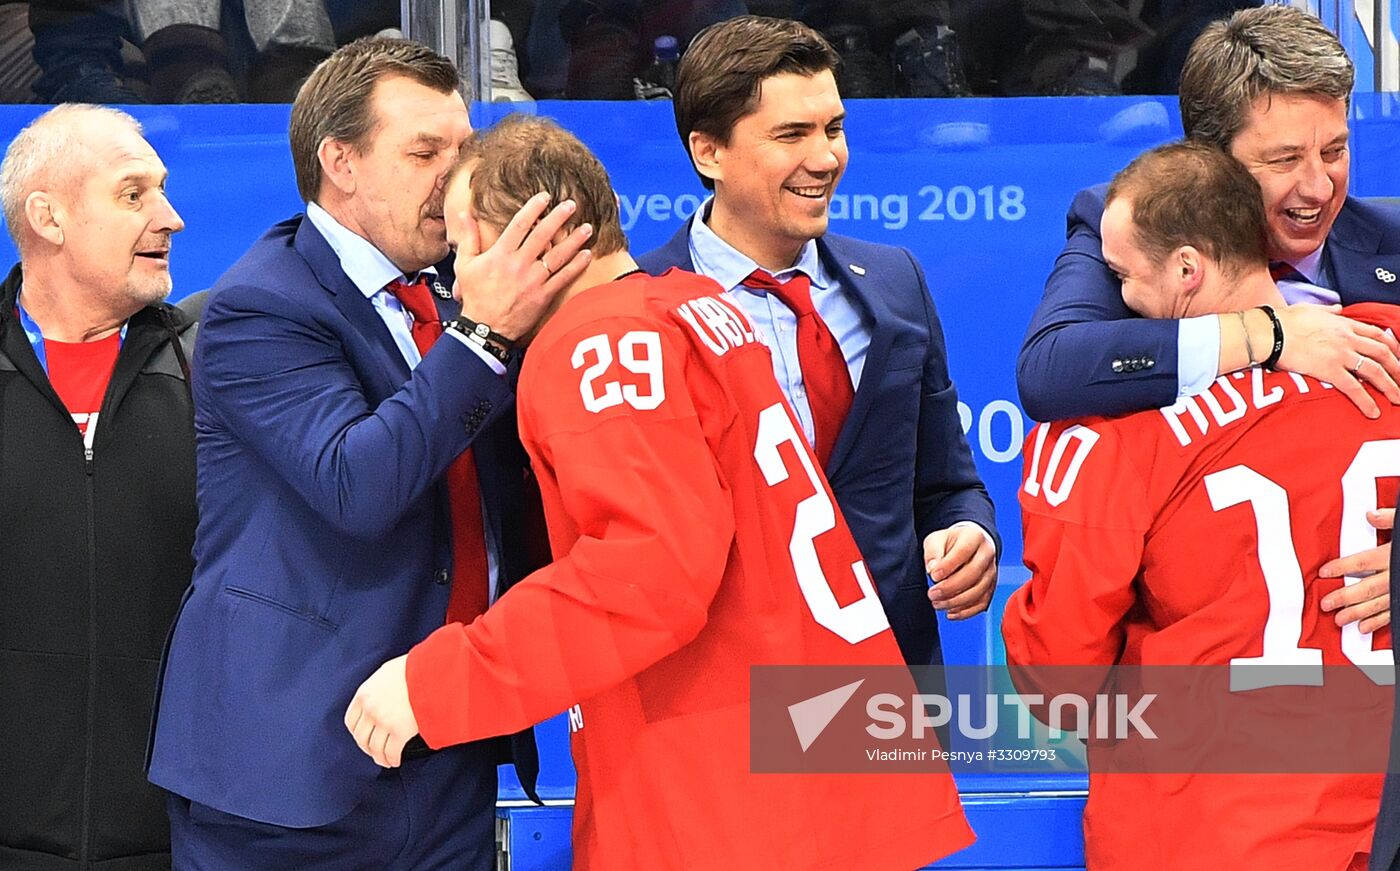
[1258,304,1285,370]
[444,317,515,365]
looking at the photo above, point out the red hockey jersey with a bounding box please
[408,268,972,869]
[1003,303,1400,871]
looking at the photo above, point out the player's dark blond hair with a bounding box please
[1106,141,1269,278]
[448,115,627,257]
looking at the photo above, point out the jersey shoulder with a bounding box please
[531,269,730,343]
[1020,404,1182,534]
[1023,369,1337,517]
[1343,301,1400,336]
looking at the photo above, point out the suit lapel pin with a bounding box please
[1377,267,1396,284]
[431,279,452,299]
[849,264,866,276]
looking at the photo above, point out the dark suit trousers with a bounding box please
[167,742,498,871]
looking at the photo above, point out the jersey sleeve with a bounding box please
[1343,302,1400,338]
[1002,418,1155,678]
[406,315,736,747]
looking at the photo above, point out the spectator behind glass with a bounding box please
[0,103,195,870]
[547,0,950,99]
[529,0,1273,100]
[0,4,39,101]
[552,0,743,99]
[129,0,336,102]
[29,1,142,102]
[1125,0,1263,94]
[25,0,336,104]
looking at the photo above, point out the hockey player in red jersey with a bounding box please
[1003,140,1398,870]
[344,115,974,868]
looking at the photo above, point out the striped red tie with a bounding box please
[1270,261,1306,284]
[386,276,490,624]
[744,269,854,466]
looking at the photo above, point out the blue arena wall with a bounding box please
[7,95,1400,570]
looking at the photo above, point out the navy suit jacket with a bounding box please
[1017,188,1400,421]
[1376,545,1400,870]
[147,216,537,827]
[639,224,998,668]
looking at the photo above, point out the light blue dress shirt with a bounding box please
[304,202,503,600]
[1274,244,1338,306]
[305,203,504,374]
[687,207,870,449]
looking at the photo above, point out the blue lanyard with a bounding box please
[15,290,126,377]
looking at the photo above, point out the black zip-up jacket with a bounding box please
[0,264,197,870]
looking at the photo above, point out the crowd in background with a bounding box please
[0,0,1271,103]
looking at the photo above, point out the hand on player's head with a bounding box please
[447,186,593,342]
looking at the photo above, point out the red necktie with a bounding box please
[744,269,854,466]
[1270,261,1306,284]
[386,276,490,624]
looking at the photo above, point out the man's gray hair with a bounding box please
[0,104,144,250]
[1179,5,1354,149]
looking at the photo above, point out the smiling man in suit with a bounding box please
[638,15,998,671]
[1017,3,1400,648]
[1019,5,1400,426]
[145,37,593,869]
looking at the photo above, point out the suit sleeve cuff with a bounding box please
[443,328,508,375]
[1177,315,1219,399]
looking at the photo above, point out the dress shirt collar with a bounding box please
[688,198,828,293]
[1283,243,1327,286]
[305,201,436,299]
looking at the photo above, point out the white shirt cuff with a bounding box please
[444,327,507,375]
[1177,314,1220,398]
[949,520,996,554]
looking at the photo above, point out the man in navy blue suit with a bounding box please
[639,15,998,671]
[146,37,593,869]
[1018,4,1400,639]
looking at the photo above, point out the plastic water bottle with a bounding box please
[634,35,680,100]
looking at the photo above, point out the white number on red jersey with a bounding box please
[753,403,889,644]
[571,331,666,413]
[1023,423,1101,506]
[1205,439,1400,690]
